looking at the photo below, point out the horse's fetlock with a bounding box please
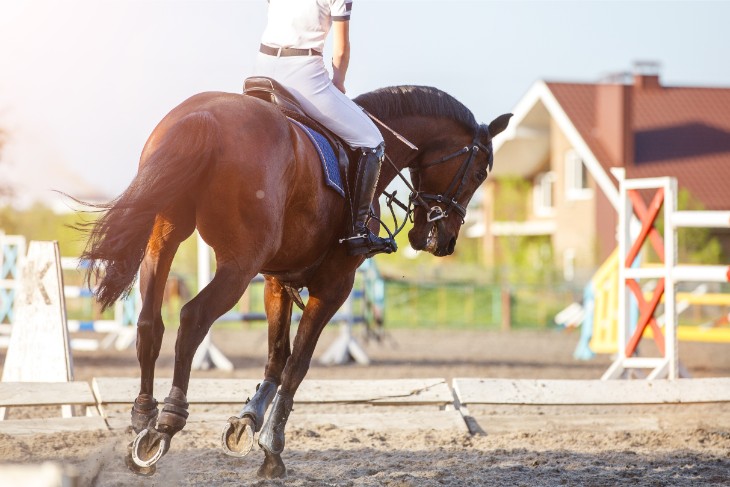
[134,394,158,410]
[131,395,159,433]
[157,409,187,435]
[240,380,278,431]
[155,387,189,434]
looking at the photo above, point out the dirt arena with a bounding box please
[1,327,729,486]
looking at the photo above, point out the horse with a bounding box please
[80,84,511,479]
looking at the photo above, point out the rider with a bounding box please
[254,0,396,257]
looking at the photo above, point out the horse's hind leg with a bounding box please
[222,276,292,457]
[127,212,193,474]
[130,257,255,469]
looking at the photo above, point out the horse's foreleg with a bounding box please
[130,259,253,470]
[257,273,355,479]
[222,276,292,457]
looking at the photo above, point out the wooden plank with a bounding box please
[106,410,467,433]
[0,416,107,435]
[470,413,661,433]
[93,378,453,406]
[92,378,260,405]
[0,382,97,407]
[297,379,452,404]
[290,410,468,432]
[453,378,730,405]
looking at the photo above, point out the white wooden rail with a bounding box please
[0,381,106,435]
[92,377,467,433]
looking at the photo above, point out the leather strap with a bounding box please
[260,44,322,57]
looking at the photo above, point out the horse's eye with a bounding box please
[475,170,488,182]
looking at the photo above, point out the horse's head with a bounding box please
[408,113,512,257]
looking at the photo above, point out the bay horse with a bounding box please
[81,84,511,478]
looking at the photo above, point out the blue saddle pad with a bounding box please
[288,118,345,197]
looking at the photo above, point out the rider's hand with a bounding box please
[333,77,346,94]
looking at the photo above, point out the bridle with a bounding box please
[408,129,492,224]
[364,108,492,240]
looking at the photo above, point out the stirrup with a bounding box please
[342,231,397,257]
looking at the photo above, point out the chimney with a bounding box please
[633,60,662,91]
[595,72,634,167]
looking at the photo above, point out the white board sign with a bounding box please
[2,241,73,382]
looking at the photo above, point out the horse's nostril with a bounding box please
[447,237,456,255]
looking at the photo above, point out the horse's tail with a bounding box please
[81,110,221,310]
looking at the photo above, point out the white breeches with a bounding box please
[254,53,384,149]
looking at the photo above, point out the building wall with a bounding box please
[548,119,599,272]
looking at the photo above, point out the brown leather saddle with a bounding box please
[243,77,352,168]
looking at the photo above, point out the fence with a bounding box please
[382,279,577,329]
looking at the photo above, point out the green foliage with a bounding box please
[0,203,89,256]
[493,177,530,221]
[493,235,560,285]
[650,188,726,265]
[676,189,725,264]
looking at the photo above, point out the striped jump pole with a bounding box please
[60,257,139,351]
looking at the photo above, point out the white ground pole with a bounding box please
[604,177,730,380]
[191,232,234,371]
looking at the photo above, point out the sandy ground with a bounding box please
[1,327,729,486]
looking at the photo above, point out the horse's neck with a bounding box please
[374,116,450,192]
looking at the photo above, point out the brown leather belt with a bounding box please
[259,44,323,57]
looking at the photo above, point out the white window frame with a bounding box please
[533,171,556,217]
[564,149,593,201]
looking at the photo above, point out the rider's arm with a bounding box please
[331,20,350,94]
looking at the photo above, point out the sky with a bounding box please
[1,0,730,205]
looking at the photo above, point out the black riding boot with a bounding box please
[343,144,397,257]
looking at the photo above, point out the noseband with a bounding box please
[409,132,492,224]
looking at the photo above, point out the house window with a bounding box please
[564,149,593,200]
[533,172,555,216]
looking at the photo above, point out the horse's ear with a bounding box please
[488,113,513,138]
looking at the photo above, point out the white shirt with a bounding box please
[261,0,352,53]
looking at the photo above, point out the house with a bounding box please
[476,63,730,282]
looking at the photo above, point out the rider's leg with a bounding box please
[342,143,397,256]
[255,56,397,256]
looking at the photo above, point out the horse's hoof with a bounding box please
[257,449,286,479]
[125,444,157,476]
[221,416,255,457]
[130,428,170,469]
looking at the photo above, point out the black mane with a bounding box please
[354,86,478,131]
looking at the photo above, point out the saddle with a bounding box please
[243,76,352,180]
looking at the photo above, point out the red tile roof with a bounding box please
[546,81,730,210]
